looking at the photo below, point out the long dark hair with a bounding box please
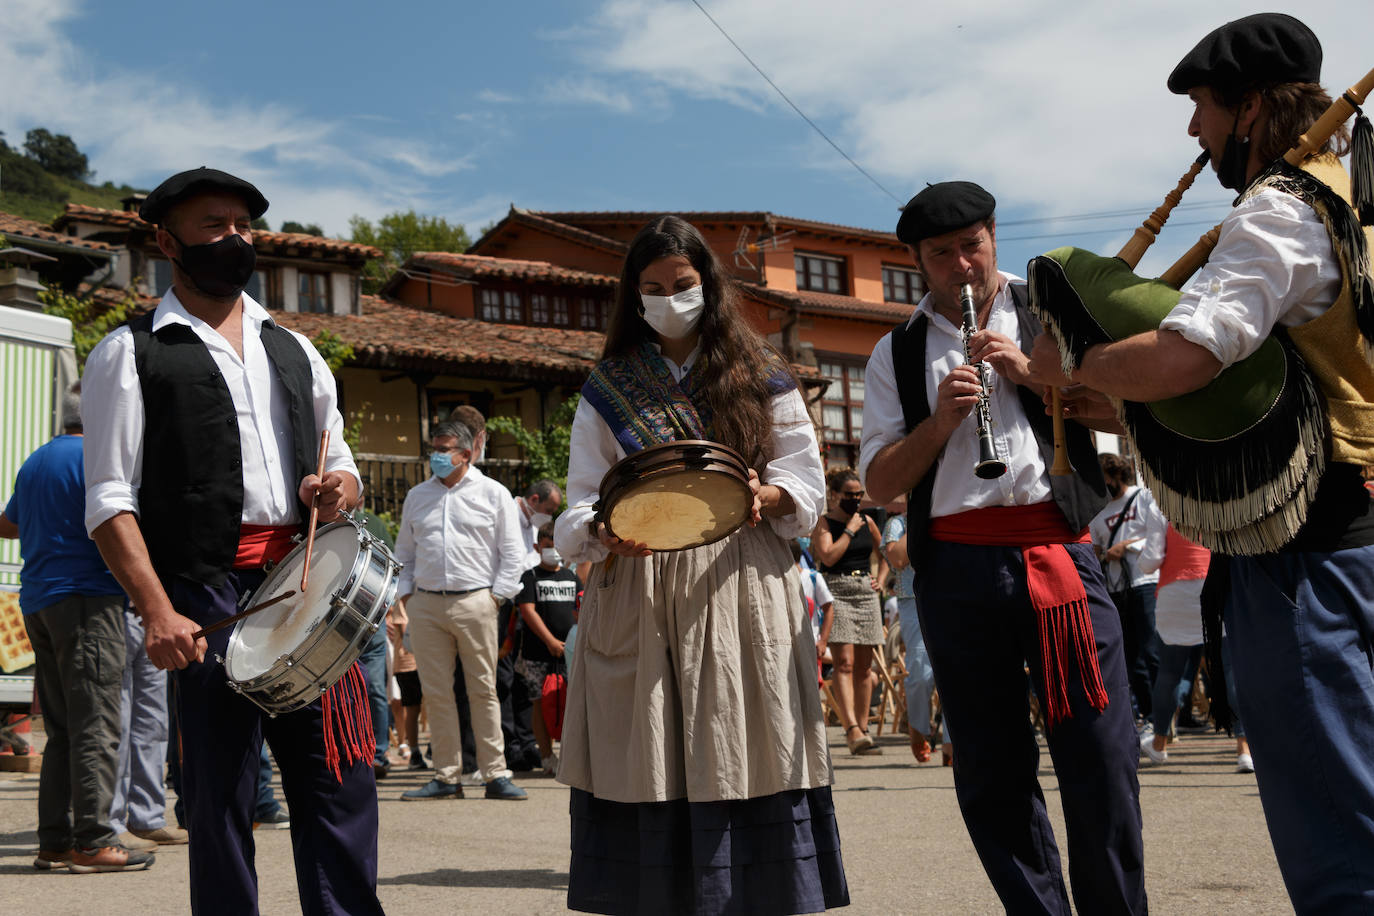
[602,215,795,466]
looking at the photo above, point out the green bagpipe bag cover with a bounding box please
[1026,246,1327,555]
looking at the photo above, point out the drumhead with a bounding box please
[605,465,752,550]
[225,525,358,682]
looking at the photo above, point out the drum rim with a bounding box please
[226,518,381,686]
[600,463,755,551]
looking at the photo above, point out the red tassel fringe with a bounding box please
[320,663,375,783]
[1023,543,1110,731]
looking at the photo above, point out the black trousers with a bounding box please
[916,540,1146,915]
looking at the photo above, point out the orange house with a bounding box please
[469,208,924,468]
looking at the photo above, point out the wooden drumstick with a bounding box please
[192,590,296,640]
[300,429,331,593]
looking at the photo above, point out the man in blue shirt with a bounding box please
[0,387,151,873]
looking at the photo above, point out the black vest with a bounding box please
[889,283,1107,565]
[130,312,317,587]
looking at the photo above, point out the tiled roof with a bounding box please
[272,296,606,382]
[466,208,628,256]
[55,204,381,259]
[534,210,904,245]
[406,252,617,287]
[742,284,914,323]
[0,211,113,253]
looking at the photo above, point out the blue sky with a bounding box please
[3,0,1367,277]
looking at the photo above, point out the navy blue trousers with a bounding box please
[169,570,384,916]
[915,540,1146,915]
[1228,546,1374,913]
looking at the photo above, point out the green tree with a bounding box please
[23,128,91,181]
[485,394,579,494]
[349,210,471,294]
[281,220,324,236]
[310,328,353,374]
[39,286,139,370]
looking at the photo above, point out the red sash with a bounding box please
[234,524,299,570]
[929,503,1108,730]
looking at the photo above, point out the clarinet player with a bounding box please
[860,181,1146,913]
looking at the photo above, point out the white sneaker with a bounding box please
[540,753,559,776]
[1236,753,1255,774]
[460,772,485,787]
[1139,734,1167,765]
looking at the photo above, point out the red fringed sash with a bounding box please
[928,503,1108,730]
[320,662,375,783]
[235,524,299,569]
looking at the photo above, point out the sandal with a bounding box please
[845,725,876,755]
[857,729,883,755]
[910,733,932,763]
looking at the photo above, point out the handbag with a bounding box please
[1102,488,1141,595]
[541,660,568,740]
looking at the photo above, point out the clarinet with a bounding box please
[959,283,1008,480]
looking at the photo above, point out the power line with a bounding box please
[996,201,1228,228]
[690,0,904,207]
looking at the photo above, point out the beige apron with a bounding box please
[557,522,834,804]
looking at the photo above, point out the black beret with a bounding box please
[1168,13,1321,96]
[139,167,269,225]
[895,181,996,246]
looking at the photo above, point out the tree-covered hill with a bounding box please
[0,128,144,224]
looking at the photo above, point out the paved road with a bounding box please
[0,726,1287,914]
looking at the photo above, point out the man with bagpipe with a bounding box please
[1026,13,1374,912]
[860,182,1147,914]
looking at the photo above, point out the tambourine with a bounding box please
[590,440,754,551]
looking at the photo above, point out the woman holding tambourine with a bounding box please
[553,215,848,915]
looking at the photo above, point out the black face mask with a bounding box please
[839,496,862,515]
[168,230,256,299]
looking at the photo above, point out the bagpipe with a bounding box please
[1031,67,1374,556]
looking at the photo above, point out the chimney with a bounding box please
[0,247,57,310]
[121,192,147,213]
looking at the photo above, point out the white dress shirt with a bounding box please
[1159,188,1341,369]
[394,466,527,600]
[81,289,359,536]
[1088,486,1161,591]
[553,347,826,565]
[514,497,541,571]
[858,272,1053,518]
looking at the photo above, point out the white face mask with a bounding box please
[540,547,561,567]
[529,511,552,528]
[640,285,705,339]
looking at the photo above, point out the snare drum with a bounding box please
[222,512,402,715]
[594,440,754,551]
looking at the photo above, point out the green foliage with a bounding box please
[23,128,90,182]
[280,220,324,236]
[251,217,270,231]
[349,210,471,294]
[39,286,139,370]
[485,394,580,493]
[310,329,353,374]
[0,138,138,224]
[342,400,370,453]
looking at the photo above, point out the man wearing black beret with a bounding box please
[81,168,385,914]
[863,182,1146,912]
[1028,13,1374,910]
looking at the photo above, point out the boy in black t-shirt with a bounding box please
[514,523,580,774]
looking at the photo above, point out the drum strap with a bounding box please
[929,504,1107,730]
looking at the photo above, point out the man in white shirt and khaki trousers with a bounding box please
[396,420,528,800]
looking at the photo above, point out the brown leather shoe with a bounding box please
[33,849,71,870]
[69,845,155,873]
[129,826,189,845]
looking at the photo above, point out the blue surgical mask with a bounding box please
[429,452,456,479]
[797,536,811,553]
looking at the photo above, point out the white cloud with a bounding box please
[477,89,521,104]
[542,76,637,114]
[0,0,481,237]
[576,0,1369,226]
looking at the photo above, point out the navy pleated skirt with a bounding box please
[567,785,849,915]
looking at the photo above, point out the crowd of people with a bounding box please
[2,11,1373,915]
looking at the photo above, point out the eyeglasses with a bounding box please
[424,446,461,458]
